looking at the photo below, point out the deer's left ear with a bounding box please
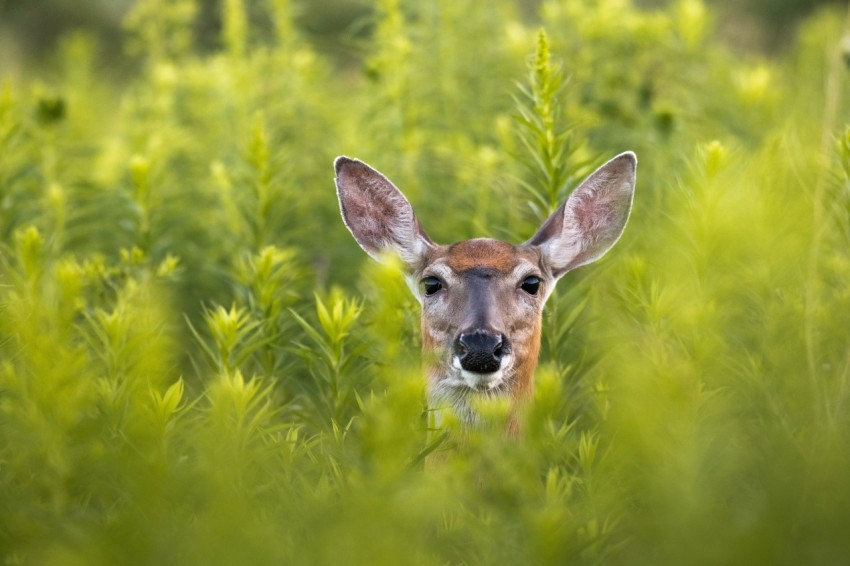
[525,152,636,278]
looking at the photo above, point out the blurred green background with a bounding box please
[0,0,846,72]
[1,0,850,564]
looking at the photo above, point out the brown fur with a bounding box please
[441,239,521,273]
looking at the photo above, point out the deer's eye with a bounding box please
[520,275,541,296]
[421,276,443,296]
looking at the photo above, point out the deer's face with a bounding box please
[417,239,547,398]
[335,153,636,423]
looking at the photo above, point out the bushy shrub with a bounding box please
[1,1,850,564]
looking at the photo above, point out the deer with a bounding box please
[335,152,636,428]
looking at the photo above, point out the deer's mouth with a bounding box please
[449,353,514,393]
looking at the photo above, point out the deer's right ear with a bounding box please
[335,157,434,268]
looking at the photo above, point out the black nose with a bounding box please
[455,330,508,374]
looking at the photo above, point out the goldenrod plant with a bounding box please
[1,0,850,564]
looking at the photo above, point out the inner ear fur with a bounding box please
[335,157,434,267]
[526,152,636,278]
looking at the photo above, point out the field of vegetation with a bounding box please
[2,0,850,563]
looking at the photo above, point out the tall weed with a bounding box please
[1,0,850,564]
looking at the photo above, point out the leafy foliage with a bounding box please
[1,1,850,564]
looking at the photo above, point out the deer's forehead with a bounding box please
[430,238,538,274]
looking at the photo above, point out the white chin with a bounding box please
[451,355,511,391]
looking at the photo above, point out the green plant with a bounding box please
[1,1,850,564]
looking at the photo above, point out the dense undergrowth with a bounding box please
[2,0,850,563]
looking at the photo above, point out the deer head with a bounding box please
[335,153,636,425]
